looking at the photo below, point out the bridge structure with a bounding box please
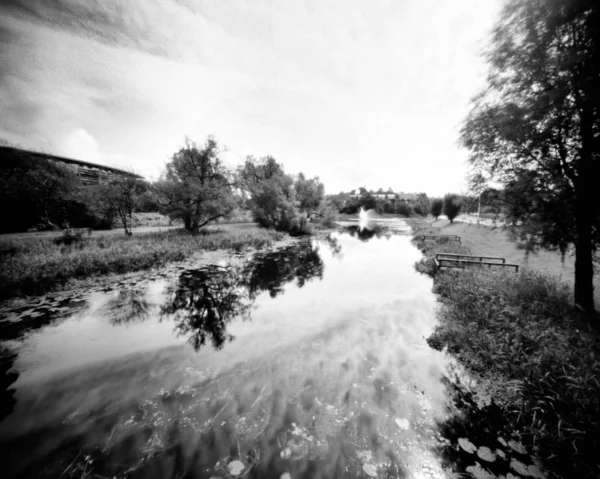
[0,146,141,185]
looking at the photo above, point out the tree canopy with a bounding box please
[460,0,600,313]
[442,194,461,223]
[157,137,238,233]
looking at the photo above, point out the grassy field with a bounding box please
[0,224,286,301]
[427,219,600,306]
[411,223,600,477]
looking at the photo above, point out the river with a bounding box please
[0,222,541,479]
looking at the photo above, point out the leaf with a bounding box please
[507,440,527,455]
[362,463,378,477]
[458,437,477,454]
[227,460,245,476]
[395,418,409,430]
[477,446,497,462]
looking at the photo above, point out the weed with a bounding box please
[429,267,600,477]
[0,226,286,300]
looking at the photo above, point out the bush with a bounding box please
[395,202,412,216]
[53,228,91,246]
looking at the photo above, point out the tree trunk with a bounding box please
[574,219,595,314]
[573,104,597,316]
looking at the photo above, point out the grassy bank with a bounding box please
[0,225,286,301]
[412,233,600,477]
[426,218,600,305]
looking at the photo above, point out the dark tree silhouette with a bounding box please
[460,0,600,314]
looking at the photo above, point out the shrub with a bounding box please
[53,228,91,246]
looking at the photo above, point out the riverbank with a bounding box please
[426,218,600,305]
[0,224,288,301]
[411,227,600,477]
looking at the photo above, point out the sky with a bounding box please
[0,0,502,196]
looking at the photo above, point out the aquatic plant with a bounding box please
[429,267,600,477]
[0,226,286,300]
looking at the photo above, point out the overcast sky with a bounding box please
[0,0,502,196]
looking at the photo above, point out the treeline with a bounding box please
[0,137,335,236]
[0,152,158,234]
[328,190,431,216]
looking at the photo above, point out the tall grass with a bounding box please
[412,238,472,276]
[429,267,600,477]
[0,227,286,300]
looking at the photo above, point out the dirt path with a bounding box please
[428,219,600,305]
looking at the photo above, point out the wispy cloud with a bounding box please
[0,0,501,193]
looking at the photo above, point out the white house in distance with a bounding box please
[347,188,418,203]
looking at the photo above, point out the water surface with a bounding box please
[0,225,540,478]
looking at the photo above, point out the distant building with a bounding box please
[346,188,417,203]
[0,146,141,185]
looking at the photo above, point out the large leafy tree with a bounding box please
[443,194,462,223]
[90,174,147,235]
[238,156,299,231]
[157,137,237,233]
[430,198,443,220]
[461,0,600,314]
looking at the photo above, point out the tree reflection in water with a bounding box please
[107,289,151,325]
[161,241,326,350]
[344,225,392,242]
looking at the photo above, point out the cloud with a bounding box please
[63,129,103,164]
[0,0,502,196]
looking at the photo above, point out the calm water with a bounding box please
[0,223,541,479]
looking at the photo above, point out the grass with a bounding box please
[429,268,600,477]
[427,219,600,305]
[410,228,600,477]
[0,225,286,300]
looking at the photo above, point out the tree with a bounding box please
[415,193,430,217]
[460,0,600,314]
[0,152,83,231]
[157,137,237,234]
[294,172,325,216]
[238,156,304,233]
[91,174,147,234]
[430,198,443,220]
[443,194,461,223]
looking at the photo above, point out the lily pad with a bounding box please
[510,459,530,476]
[227,460,245,476]
[508,440,527,455]
[458,437,477,454]
[362,463,378,477]
[527,465,545,479]
[466,462,495,479]
[395,418,409,430]
[280,474,292,479]
[477,446,496,462]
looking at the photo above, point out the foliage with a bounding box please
[294,173,325,215]
[0,226,285,300]
[89,175,147,235]
[460,0,600,313]
[0,151,87,232]
[430,198,443,219]
[156,137,238,234]
[238,156,324,236]
[442,194,461,223]
[414,193,430,217]
[429,267,600,477]
[53,228,91,246]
